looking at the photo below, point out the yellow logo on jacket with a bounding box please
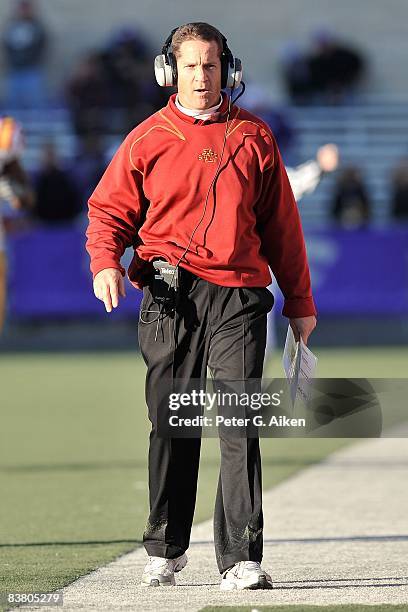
[198,148,218,163]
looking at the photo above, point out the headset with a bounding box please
[143,25,245,341]
[154,25,243,90]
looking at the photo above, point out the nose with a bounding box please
[194,65,207,82]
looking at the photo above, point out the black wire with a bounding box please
[173,96,233,269]
[231,81,246,106]
[141,78,245,344]
[169,80,244,290]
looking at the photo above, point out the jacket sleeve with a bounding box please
[85,133,146,278]
[255,135,317,318]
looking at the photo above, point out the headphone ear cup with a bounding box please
[154,54,175,87]
[226,57,243,89]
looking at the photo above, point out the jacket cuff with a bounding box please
[282,296,317,318]
[90,258,125,279]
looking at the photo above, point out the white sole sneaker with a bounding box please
[220,561,273,591]
[220,573,273,590]
[141,553,188,587]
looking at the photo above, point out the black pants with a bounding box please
[138,265,274,573]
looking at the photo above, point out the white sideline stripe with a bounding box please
[16,434,408,611]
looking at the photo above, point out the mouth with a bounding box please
[194,89,210,93]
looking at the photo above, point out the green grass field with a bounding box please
[0,347,407,606]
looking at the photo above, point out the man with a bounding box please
[0,116,34,334]
[287,143,339,201]
[86,23,316,590]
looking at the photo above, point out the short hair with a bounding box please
[171,22,224,60]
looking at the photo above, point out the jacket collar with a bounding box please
[166,91,233,125]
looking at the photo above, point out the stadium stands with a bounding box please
[289,97,408,225]
[10,95,408,225]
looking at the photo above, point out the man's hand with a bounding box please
[93,268,126,312]
[289,316,317,345]
[316,143,339,173]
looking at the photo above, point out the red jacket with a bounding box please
[86,92,316,318]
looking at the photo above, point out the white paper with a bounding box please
[282,325,300,405]
[297,336,318,404]
[282,325,318,406]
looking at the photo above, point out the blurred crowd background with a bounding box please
[0,0,407,349]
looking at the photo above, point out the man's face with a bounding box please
[176,39,222,110]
